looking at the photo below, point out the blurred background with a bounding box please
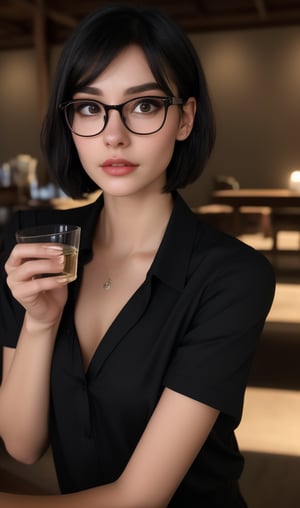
[0,1,300,507]
[2,0,300,202]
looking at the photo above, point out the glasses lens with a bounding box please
[123,97,167,134]
[65,100,105,136]
[64,97,169,136]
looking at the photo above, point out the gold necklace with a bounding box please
[103,277,112,291]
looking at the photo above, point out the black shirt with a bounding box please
[0,193,275,506]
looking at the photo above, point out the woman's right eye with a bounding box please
[75,102,101,116]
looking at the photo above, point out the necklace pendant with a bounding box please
[103,278,112,291]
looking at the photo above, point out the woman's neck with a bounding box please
[97,191,174,255]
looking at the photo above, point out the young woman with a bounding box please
[0,5,275,507]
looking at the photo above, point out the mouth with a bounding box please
[101,159,138,176]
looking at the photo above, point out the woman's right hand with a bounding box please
[4,243,69,329]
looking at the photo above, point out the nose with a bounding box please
[102,109,130,147]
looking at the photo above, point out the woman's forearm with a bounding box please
[0,314,59,463]
[0,479,159,508]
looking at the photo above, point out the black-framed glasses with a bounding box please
[59,96,184,137]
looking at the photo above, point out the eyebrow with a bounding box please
[76,82,163,97]
[126,83,163,94]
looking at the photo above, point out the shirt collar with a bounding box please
[150,192,199,291]
[75,193,104,260]
[76,191,198,291]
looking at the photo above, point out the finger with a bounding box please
[12,275,68,304]
[5,243,64,270]
[6,254,65,282]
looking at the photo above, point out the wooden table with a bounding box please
[211,188,300,208]
[211,188,300,245]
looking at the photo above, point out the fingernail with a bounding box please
[45,245,63,252]
[56,276,68,284]
[57,255,65,264]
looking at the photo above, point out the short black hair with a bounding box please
[41,4,215,198]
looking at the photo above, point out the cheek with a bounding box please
[72,137,96,168]
[72,136,86,157]
[158,139,176,168]
[149,127,179,166]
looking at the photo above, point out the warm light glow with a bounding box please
[289,170,300,192]
[236,387,300,457]
[290,170,300,182]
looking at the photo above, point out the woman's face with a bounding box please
[71,44,196,199]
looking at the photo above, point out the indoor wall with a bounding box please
[1,25,300,206]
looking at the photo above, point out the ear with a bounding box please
[176,97,197,141]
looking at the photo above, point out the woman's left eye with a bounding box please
[133,99,162,114]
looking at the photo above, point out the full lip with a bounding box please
[101,158,138,176]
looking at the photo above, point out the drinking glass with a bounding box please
[16,224,81,282]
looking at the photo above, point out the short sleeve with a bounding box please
[0,212,26,348]
[164,246,275,423]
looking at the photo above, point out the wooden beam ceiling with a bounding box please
[33,0,49,124]
[1,0,300,51]
[253,0,267,19]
